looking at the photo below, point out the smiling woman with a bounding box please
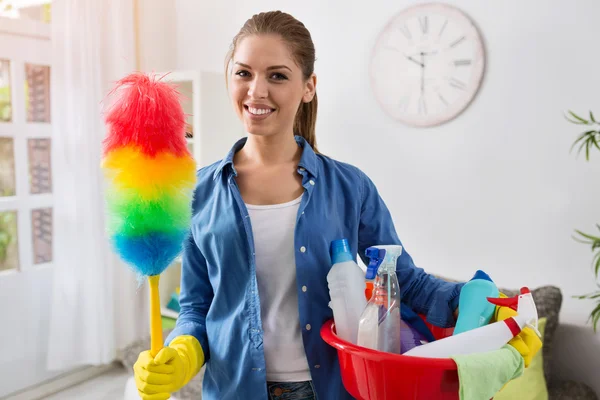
[224,12,318,152]
[132,10,466,400]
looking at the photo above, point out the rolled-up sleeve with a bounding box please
[356,170,464,328]
[165,231,213,362]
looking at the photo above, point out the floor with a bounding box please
[44,366,131,400]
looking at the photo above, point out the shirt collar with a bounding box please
[213,135,319,180]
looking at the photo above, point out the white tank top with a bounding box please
[246,195,311,382]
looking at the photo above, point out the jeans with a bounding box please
[266,381,317,400]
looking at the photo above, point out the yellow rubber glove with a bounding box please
[134,335,204,400]
[492,293,542,368]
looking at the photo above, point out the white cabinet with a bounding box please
[160,70,244,168]
[157,70,244,314]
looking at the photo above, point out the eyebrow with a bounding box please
[234,62,292,72]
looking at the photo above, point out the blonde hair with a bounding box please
[225,11,319,152]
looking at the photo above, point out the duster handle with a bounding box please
[149,275,164,357]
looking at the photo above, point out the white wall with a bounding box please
[174,0,600,393]
[137,0,177,72]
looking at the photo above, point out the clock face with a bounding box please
[370,3,485,127]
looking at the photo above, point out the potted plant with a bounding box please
[566,110,600,331]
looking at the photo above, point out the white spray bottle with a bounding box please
[404,287,540,358]
[357,245,403,354]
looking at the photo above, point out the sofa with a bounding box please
[119,285,598,399]
[499,285,597,399]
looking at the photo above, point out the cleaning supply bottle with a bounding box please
[327,238,367,344]
[357,245,403,354]
[453,270,499,335]
[404,287,540,358]
[363,250,380,301]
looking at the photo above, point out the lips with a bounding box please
[244,104,275,120]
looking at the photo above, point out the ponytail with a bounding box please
[294,92,318,153]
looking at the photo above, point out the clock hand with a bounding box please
[404,54,424,68]
[420,52,425,94]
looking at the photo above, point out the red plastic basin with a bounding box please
[321,319,460,400]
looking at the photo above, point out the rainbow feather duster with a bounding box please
[102,73,196,355]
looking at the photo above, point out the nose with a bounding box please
[247,76,268,99]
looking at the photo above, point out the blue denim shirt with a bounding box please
[166,136,464,400]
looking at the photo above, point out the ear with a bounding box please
[302,74,317,103]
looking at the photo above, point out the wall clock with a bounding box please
[370,3,485,127]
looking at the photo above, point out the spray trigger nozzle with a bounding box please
[487,287,539,337]
[486,287,533,311]
[486,296,518,311]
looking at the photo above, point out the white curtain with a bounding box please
[47,0,149,370]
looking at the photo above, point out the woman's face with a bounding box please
[229,34,315,138]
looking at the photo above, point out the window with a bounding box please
[25,64,51,123]
[0,60,53,274]
[0,210,18,272]
[0,2,51,23]
[0,60,11,122]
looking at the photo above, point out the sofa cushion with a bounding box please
[494,317,549,400]
[548,380,599,400]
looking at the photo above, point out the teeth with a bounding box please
[248,107,273,115]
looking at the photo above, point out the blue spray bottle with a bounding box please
[453,270,499,335]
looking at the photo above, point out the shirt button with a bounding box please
[306,324,312,331]
[309,179,315,186]
[300,246,306,253]
[314,364,320,369]
[302,286,307,292]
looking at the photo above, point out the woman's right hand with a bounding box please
[133,347,186,400]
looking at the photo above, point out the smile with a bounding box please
[244,105,275,120]
[245,106,274,115]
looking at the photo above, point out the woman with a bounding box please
[134,11,464,400]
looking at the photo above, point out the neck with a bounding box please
[237,133,301,166]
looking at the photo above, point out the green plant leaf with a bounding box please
[577,140,588,158]
[570,132,589,153]
[591,302,600,332]
[567,111,590,124]
[591,251,600,278]
[592,135,600,152]
[590,111,597,123]
[574,229,600,242]
[574,291,600,300]
[586,140,591,160]
[566,113,588,125]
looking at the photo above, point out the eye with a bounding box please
[235,70,250,78]
[271,72,288,81]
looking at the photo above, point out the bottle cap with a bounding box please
[365,247,385,279]
[330,238,353,264]
[471,270,493,282]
